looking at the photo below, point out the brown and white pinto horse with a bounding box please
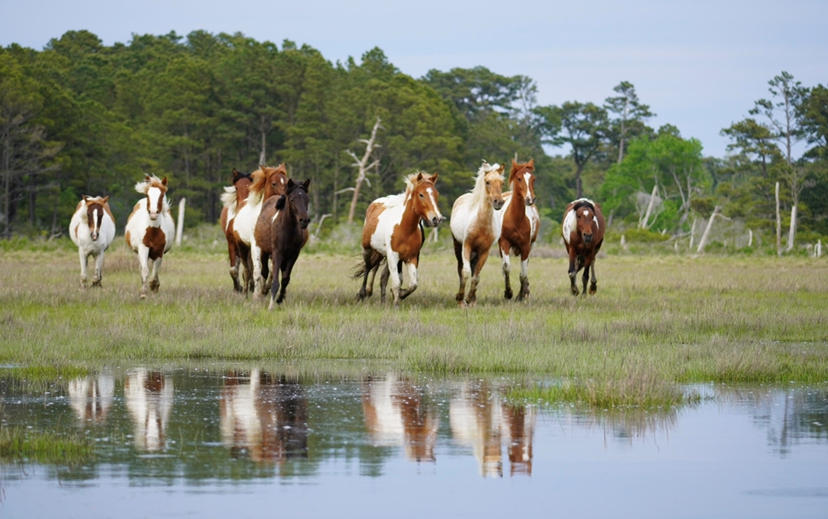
[69,195,116,287]
[494,159,539,301]
[231,164,289,296]
[355,172,443,304]
[219,168,253,292]
[254,178,311,309]
[125,176,175,298]
[561,198,606,295]
[450,162,505,306]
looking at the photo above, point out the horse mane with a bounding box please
[572,198,596,212]
[134,175,166,195]
[220,186,238,210]
[471,161,503,207]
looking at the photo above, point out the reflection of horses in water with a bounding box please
[124,369,173,451]
[361,374,439,462]
[219,369,308,463]
[449,381,536,477]
[67,374,115,424]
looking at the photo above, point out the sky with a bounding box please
[1,0,826,158]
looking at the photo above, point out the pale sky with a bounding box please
[2,0,826,157]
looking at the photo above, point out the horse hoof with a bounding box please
[92,280,102,288]
[504,289,513,300]
[589,285,597,295]
[140,293,147,299]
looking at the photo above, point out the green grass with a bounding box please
[0,233,826,408]
[0,427,94,465]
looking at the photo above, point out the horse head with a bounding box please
[135,175,168,222]
[231,168,253,202]
[82,195,109,241]
[409,172,444,227]
[481,163,505,210]
[574,201,598,244]
[277,178,311,229]
[510,159,536,206]
[264,164,289,199]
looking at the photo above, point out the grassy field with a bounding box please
[1,233,826,406]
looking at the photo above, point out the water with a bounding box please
[1,367,826,518]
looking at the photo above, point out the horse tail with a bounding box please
[352,250,385,279]
[220,186,237,209]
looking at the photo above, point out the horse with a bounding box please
[254,178,311,309]
[231,164,289,296]
[355,172,443,304]
[493,159,539,301]
[125,175,176,298]
[561,198,606,295]
[68,195,116,288]
[219,168,253,292]
[450,161,505,306]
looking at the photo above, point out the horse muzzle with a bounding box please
[149,212,159,221]
[583,233,593,244]
[300,218,310,229]
[526,196,536,206]
[492,199,505,211]
[90,232,99,241]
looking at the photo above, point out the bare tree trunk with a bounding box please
[748,229,753,248]
[696,206,721,254]
[775,181,781,256]
[176,198,185,247]
[346,117,382,224]
[639,184,658,229]
[259,116,268,165]
[689,216,697,250]
[785,204,797,253]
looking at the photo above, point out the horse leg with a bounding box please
[500,242,513,300]
[268,252,282,310]
[261,251,272,297]
[398,261,418,300]
[454,239,470,306]
[379,263,390,303]
[228,241,242,292]
[92,251,104,287]
[467,249,490,306]
[137,246,150,298]
[386,250,403,305]
[517,251,530,301]
[251,242,265,298]
[276,253,299,305]
[357,249,375,301]
[567,248,579,296]
[589,259,598,294]
[149,256,162,292]
[78,248,89,288]
[580,256,592,296]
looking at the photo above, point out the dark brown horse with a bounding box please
[561,198,606,295]
[255,178,311,308]
[219,168,253,292]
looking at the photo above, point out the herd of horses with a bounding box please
[68,159,606,306]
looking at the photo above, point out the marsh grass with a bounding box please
[0,427,94,465]
[1,237,826,407]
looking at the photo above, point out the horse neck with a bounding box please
[506,182,526,218]
[400,195,424,232]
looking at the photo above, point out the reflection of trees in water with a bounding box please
[220,369,309,464]
[361,374,439,462]
[124,369,173,452]
[449,380,536,477]
[717,387,828,456]
[67,374,114,424]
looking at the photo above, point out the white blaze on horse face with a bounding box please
[593,216,599,229]
[91,207,100,239]
[147,186,162,219]
[426,187,442,221]
[562,209,576,244]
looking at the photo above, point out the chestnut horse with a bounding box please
[231,164,288,296]
[125,175,175,298]
[355,172,443,304]
[219,168,253,292]
[450,162,505,306]
[69,195,116,287]
[561,198,606,295]
[494,159,539,301]
[254,178,311,309]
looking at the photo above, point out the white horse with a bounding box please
[450,161,505,306]
[125,175,175,298]
[69,195,116,287]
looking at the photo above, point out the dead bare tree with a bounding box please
[346,117,382,225]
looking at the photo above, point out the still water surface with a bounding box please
[1,366,826,518]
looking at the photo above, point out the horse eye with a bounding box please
[418,193,424,198]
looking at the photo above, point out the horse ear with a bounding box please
[231,168,241,182]
[416,172,424,183]
[431,172,438,184]
[528,158,534,168]
[102,195,110,204]
[161,176,168,186]
[144,175,152,182]
[82,195,89,204]
[286,178,296,190]
[275,194,286,210]
[302,178,311,191]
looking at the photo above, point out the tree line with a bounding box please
[2,30,826,250]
